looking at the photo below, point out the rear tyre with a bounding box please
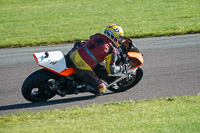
[108,67,143,92]
[21,69,60,103]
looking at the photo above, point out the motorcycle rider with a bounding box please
[67,24,127,95]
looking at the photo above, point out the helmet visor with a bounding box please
[118,35,124,45]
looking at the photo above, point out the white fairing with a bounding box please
[33,51,67,73]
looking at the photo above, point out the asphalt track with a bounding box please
[0,34,200,116]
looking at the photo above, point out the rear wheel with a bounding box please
[21,69,61,103]
[108,67,143,92]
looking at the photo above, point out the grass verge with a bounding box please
[0,95,200,133]
[0,0,200,48]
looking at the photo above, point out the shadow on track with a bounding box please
[0,95,97,111]
[0,92,115,111]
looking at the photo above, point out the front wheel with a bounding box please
[108,67,143,92]
[21,69,60,103]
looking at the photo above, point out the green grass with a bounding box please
[0,0,200,48]
[0,95,200,133]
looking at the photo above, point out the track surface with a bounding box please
[0,34,200,115]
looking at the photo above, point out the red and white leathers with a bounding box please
[70,33,121,93]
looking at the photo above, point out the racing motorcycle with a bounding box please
[21,39,144,103]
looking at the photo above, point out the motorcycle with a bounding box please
[21,39,144,103]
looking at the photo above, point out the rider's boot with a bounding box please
[84,85,102,96]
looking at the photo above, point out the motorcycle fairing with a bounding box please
[127,52,144,69]
[33,51,76,76]
[106,52,143,76]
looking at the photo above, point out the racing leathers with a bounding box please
[69,33,121,94]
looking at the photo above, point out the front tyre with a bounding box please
[21,69,60,103]
[108,67,143,92]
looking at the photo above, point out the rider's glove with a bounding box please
[99,87,106,94]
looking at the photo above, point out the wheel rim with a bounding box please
[30,79,54,100]
[110,73,136,90]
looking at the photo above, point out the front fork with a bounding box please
[106,68,137,88]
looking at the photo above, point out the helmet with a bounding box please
[104,24,124,48]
